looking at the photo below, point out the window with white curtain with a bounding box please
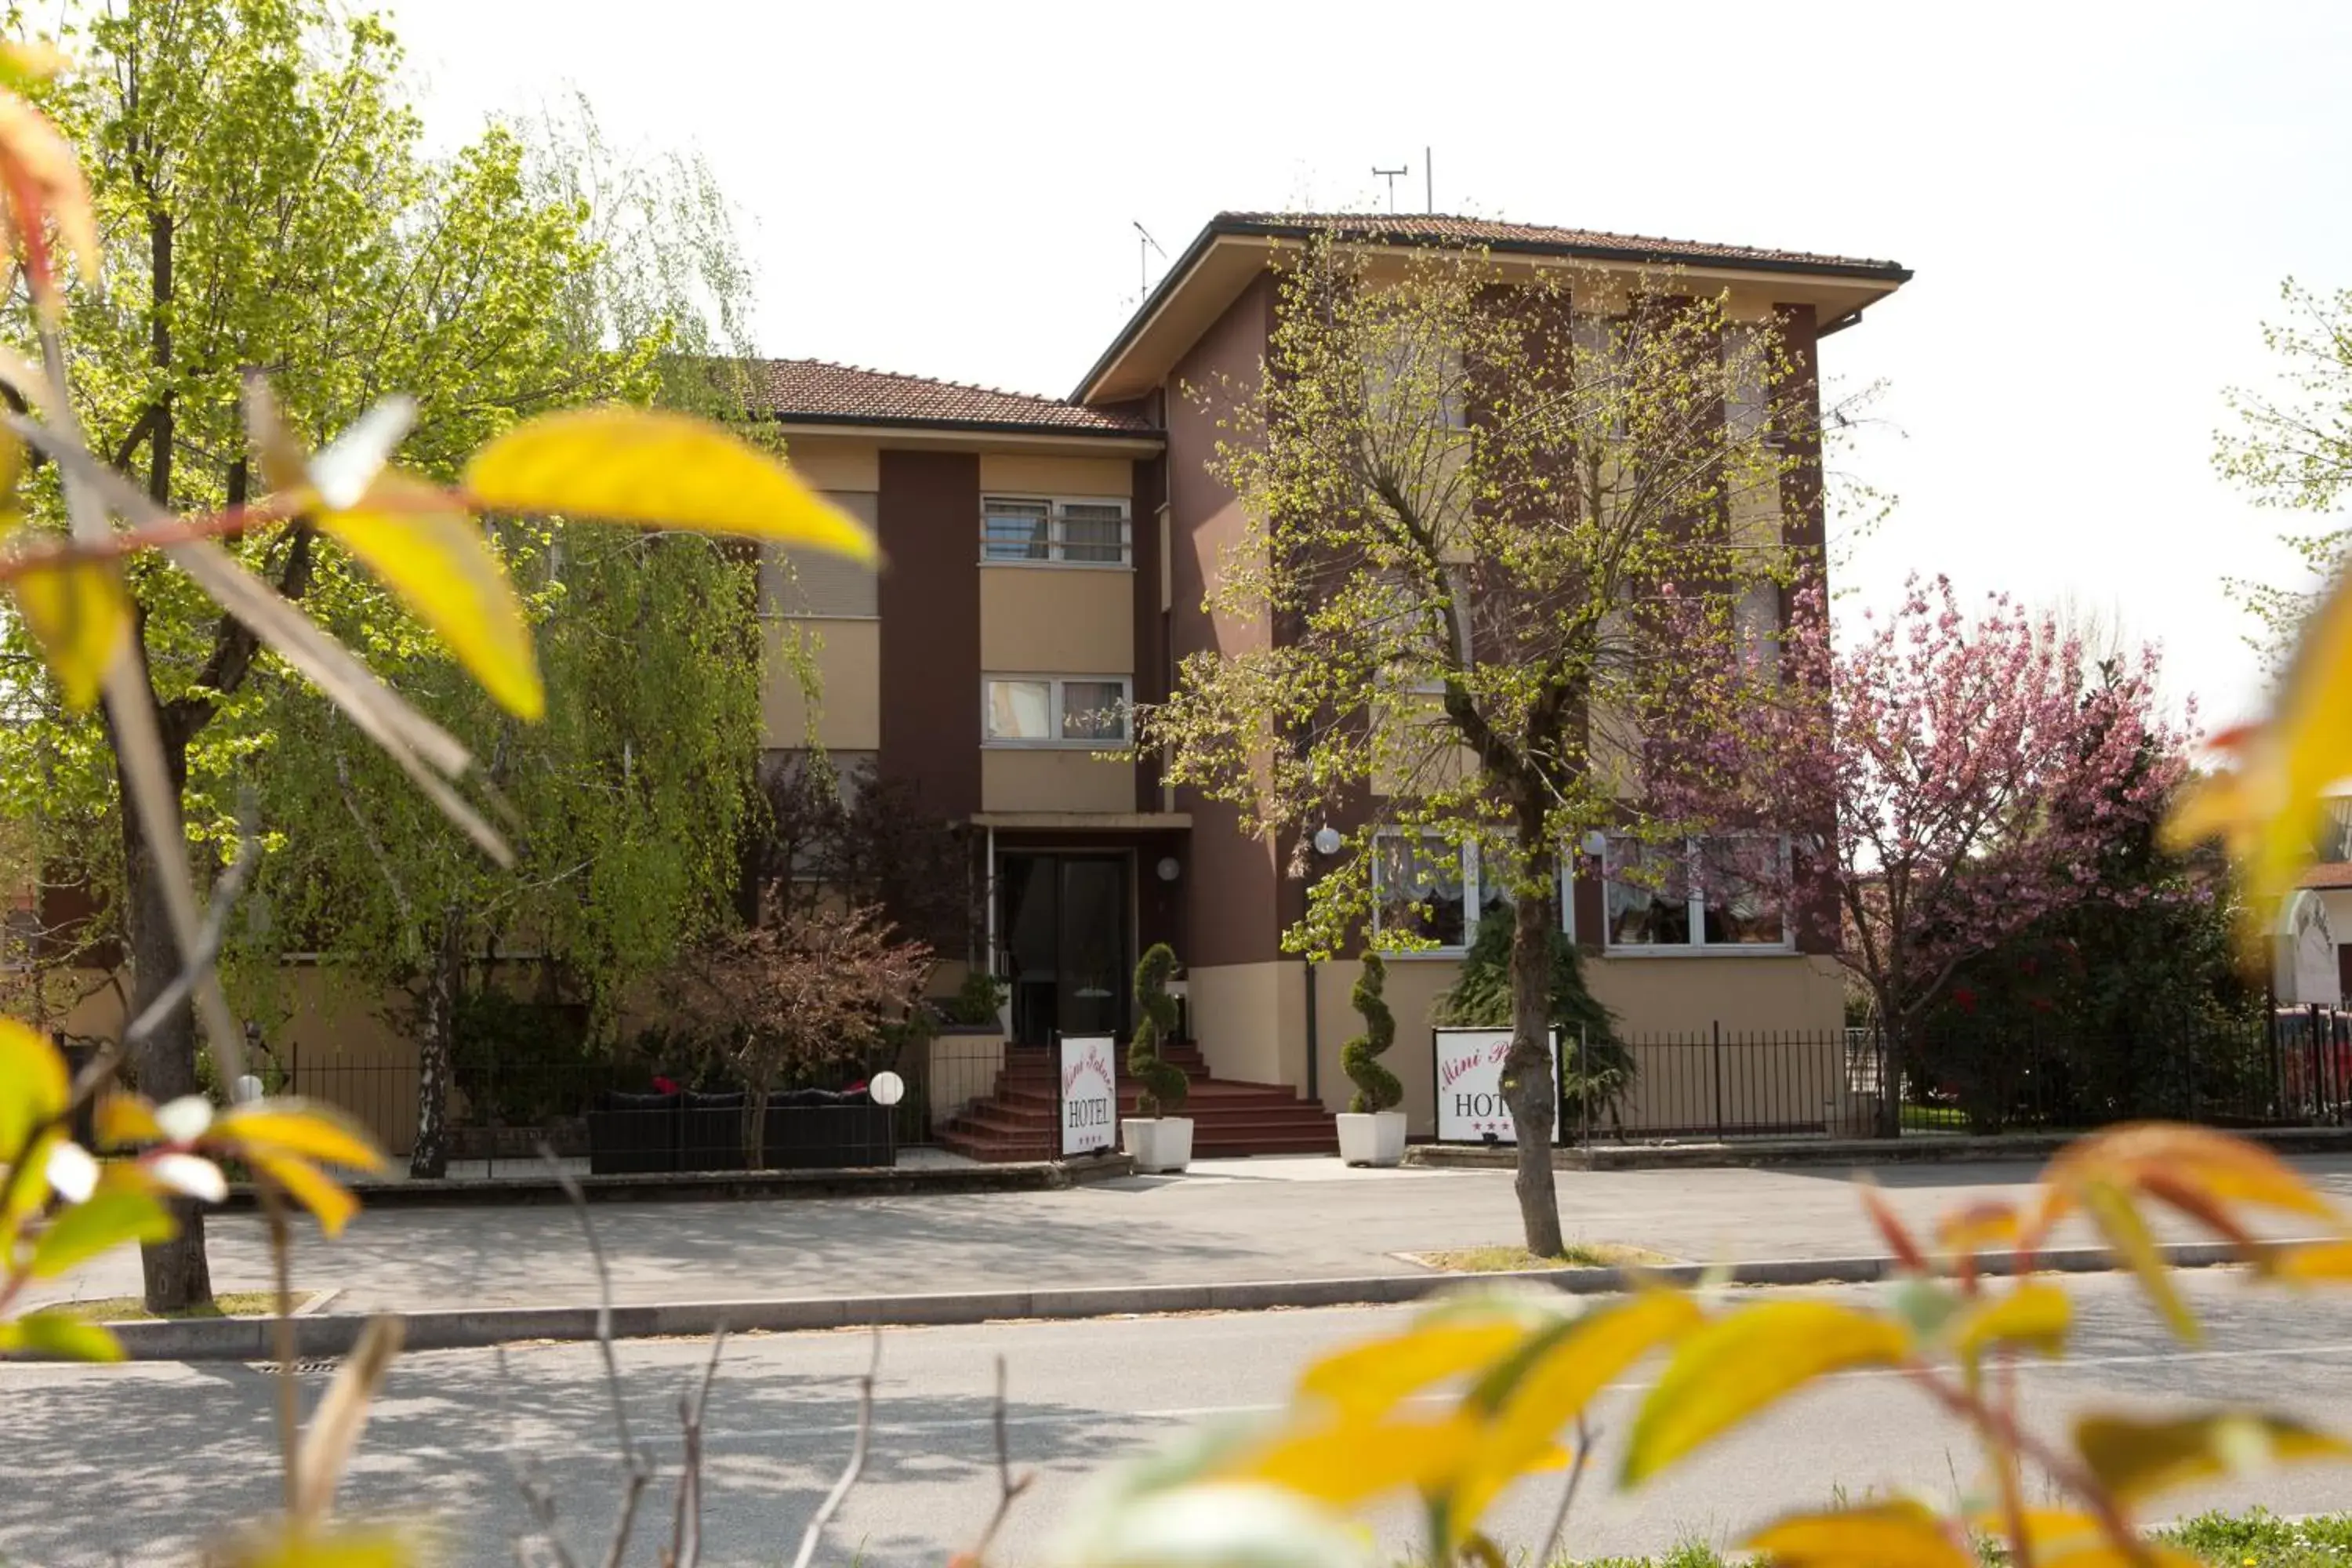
[1371,833,1577,953]
[980,495,1132,566]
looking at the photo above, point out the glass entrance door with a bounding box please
[1000,854,1130,1043]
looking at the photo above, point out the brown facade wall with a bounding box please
[1167,273,1283,969]
[1774,303,1842,957]
[878,449,982,818]
[1133,454,1167,810]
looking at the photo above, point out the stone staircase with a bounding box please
[935,1042,1339,1163]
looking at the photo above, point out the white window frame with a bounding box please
[1371,832,1577,957]
[981,674,1133,748]
[978,494,1133,568]
[1600,833,1794,956]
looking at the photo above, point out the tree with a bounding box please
[670,901,932,1167]
[1340,950,1399,1115]
[757,751,979,953]
[1141,227,1810,1254]
[1672,577,2182,1125]
[224,111,766,1180]
[1434,916,1630,1137]
[2216,278,2352,665]
[0,0,712,1303]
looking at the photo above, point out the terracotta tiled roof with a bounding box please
[748,359,1157,436]
[2302,862,2352,891]
[1215,212,1911,279]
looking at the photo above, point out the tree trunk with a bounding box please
[1504,881,1564,1258]
[746,1081,769,1170]
[410,910,463,1179]
[117,741,212,1313]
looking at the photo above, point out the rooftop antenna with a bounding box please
[1134,221,1167,297]
[1425,146,1433,213]
[1373,161,1409,212]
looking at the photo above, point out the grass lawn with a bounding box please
[1557,1510,2352,1565]
[35,1291,287,1323]
[1409,1243,1675,1272]
[1901,1101,1971,1131]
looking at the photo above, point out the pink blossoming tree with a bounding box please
[1664,575,2184,1121]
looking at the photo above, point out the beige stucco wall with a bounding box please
[764,619,880,750]
[981,748,1134,813]
[1584,953,1846,1034]
[978,454,1131,498]
[1186,959,1307,1090]
[979,567,1134,674]
[784,438,880,492]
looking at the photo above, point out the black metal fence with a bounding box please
[1566,1009,2352,1145]
[277,1030,1027,1178]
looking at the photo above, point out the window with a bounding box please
[983,676,1131,746]
[981,496,1132,566]
[763,492,880,617]
[1603,834,1791,952]
[1371,834,1577,953]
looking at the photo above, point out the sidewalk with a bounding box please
[31,1152,2352,1319]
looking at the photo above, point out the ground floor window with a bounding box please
[1370,832,1574,953]
[1602,833,1791,952]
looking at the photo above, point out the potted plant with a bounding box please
[1122,944,1193,1173]
[1337,952,1407,1166]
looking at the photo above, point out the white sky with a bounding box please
[384,0,2352,728]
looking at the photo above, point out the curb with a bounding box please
[214,1152,1138,1211]
[68,1237,2295,1363]
[1405,1126,2352,1172]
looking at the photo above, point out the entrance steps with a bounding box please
[935,1043,1340,1162]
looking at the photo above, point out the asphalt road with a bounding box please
[9,1272,2352,1567]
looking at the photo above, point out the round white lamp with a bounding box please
[1156,855,1181,882]
[231,1073,265,1105]
[1312,826,1343,857]
[868,1070,906,1108]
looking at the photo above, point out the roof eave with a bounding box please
[1074,213,1914,405]
[761,408,1164,443]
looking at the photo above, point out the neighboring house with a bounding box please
[753,210,1913,1134]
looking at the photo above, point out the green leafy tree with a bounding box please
[2217,278,2352,665]
[1128,942,1187,1118]
[1140,227,1811,1254]
[0,0,746,1296]
[1341,950,1400,1115]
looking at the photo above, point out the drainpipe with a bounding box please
[1304,955,1319,1106]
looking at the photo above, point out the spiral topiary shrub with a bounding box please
[1342,952,1403,1114]
[1129,943,1190,1117]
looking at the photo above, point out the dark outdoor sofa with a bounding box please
[586,1087,893,1175]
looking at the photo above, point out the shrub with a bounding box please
[1436,917,1634,1134]
[941,969,1007,1027]
[1341,951,1401,1113]
[1129,942,1189,1117]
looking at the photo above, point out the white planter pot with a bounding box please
[1336,1111,1408,1167]
[1123,1116,1194,1174]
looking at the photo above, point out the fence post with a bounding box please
[1712,1020,1724,1139]
[1580,1025,1592,1149]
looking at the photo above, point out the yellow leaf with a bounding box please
[8,550,126,711]
[2074,1410,2352,1505]
[2268,1238,2352,1282]
[1950,1281,2071,1360]
[463,408,879,562]
[1934,1200,2021,1258]
[247,1149,359,1239]
[27,1185,173,1276]
[1969,1508,2106,1557]
[2047,1123,2339,1222]
[1460,1290,1703,1501]
[93,1091,160,1149]
[314,471,541,718]
[209,1524,409,1568]
[0,1308,123,1361]
[0,1017,67,1156]
[2161,560,2352,909]
[2079,1178,2197,1343]
[1223,1413,1483,1504]
[1294,1297,1552,1421]
[2038,1545,2207,1568]
[0,42,73,89]
[216,1098,387,1172]
[1623,1301,1911,1483]
[1744,1502,1972,1568]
